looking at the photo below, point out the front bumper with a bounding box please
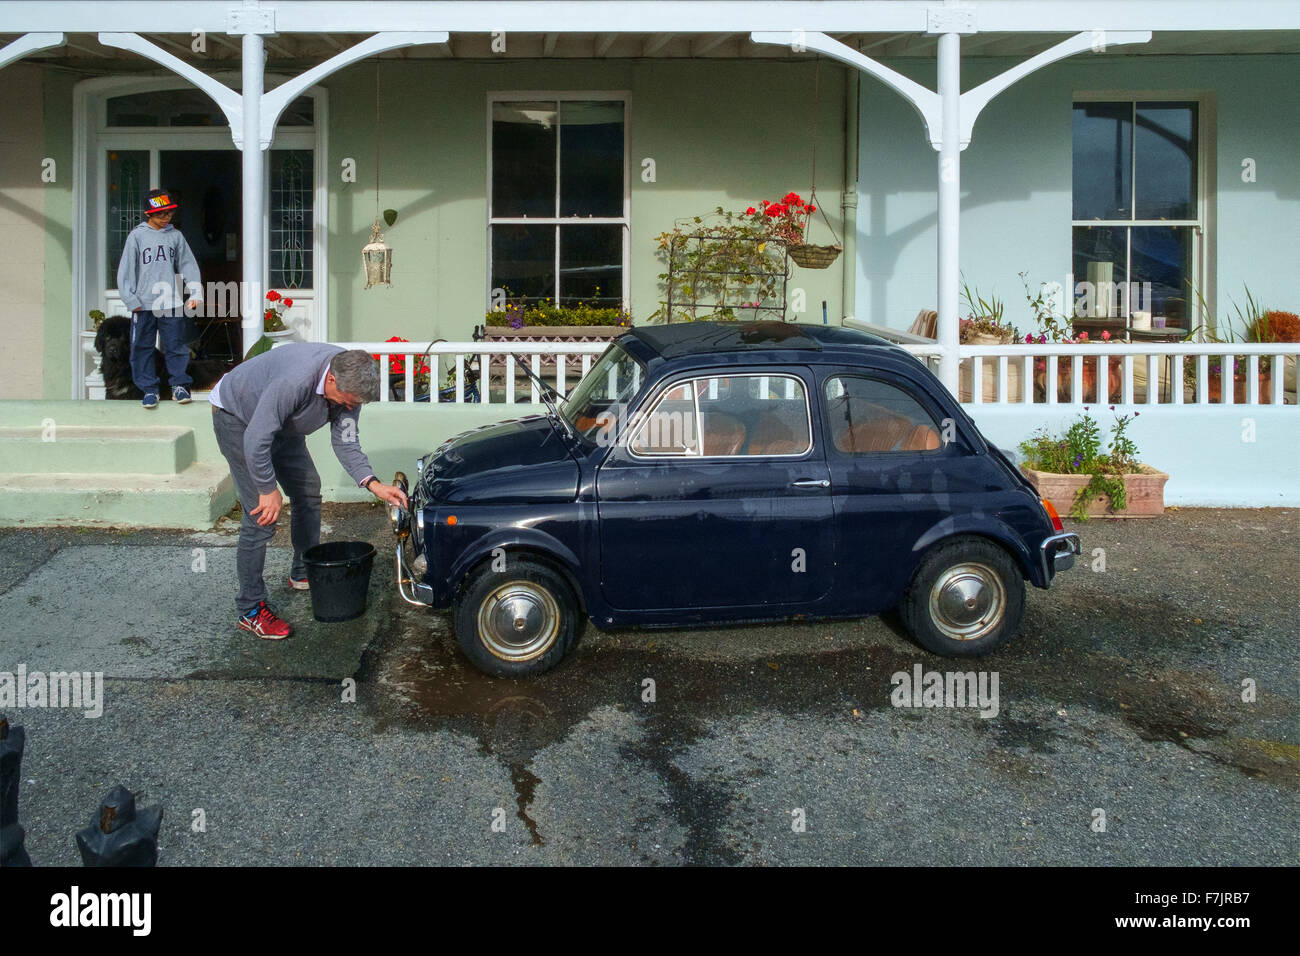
[1039,531,1082,582]
[392,471,434,607]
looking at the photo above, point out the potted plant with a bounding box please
[957,282,1025,401]
[1018,409,1168,519]
[651,207,789,323]
[482,292,631,391]
[374,336,431,401]
[1185,288,1296,403]
[263,290,295,340]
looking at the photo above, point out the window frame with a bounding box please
[1070,92,1214,330]
[485,91,631,312]
[625,371,814,461]
[820,372,949,459]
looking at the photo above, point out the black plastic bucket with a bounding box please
[302,541,377,622]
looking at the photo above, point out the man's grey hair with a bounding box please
[330,349,381,402]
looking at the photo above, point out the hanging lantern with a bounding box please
[362,220,392,288]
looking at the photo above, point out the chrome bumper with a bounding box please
[1040,531,1082,582]
[392,470,433,607]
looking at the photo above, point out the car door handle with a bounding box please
[791,478,830,489]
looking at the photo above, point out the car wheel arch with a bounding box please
[911,522,1039,586]
[450,533,588,615]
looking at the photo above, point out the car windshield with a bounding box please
[560,343,647,446]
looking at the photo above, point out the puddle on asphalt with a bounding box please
[362,608,1298,847]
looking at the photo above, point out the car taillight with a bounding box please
[1040,497,1064,532]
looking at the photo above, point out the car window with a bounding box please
[824,375,942,454]
[629,382,699,455]
[562,343,647,445]
[628,373,811,458]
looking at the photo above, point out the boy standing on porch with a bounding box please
[116,188,202,408]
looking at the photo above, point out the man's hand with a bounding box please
[185,299,200,313]
[250,489,283,526]
[368,481,409,510]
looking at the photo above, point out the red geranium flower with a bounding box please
[283,298,293,308]
[745,207,757,215]
[265,290,281,303]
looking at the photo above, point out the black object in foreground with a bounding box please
[75,784,163,867]
[0,716,32,867]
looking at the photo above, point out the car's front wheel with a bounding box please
[900,537,1025,657]
[453,557,581,677]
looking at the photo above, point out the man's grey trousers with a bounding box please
[211,405,321,615]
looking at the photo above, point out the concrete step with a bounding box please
[0,425,197,475]
[0,463,236,530]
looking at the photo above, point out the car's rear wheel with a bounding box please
[900,537,1024,657]
[453,557,581,677]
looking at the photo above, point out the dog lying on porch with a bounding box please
[94,315,226,400]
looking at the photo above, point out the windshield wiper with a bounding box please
[515,361,576,443]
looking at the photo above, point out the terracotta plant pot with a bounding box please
[1206,370,1274,404]
[1020,464,1169,518]
[1032,356,1122,403]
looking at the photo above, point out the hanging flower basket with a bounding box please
[787,242,843,269]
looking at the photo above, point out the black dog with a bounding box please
[94,316,227,400]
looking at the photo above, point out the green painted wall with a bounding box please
[322,58,848,343]
[857,53,1300,333]
[42,68,76,399]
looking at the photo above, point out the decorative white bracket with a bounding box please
[98,31,448,149]
[0,32,66,71]
[260,31,447,147]
[751,29,1151,150]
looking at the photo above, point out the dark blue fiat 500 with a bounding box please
[391,322,1081,677]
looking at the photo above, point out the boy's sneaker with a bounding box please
[141,393,159,409]
[288,575,310,591]
[173,386,192,404]
[237,601,292,639]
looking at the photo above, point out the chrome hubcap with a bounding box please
[928,562,1006,641]
[477,581,560,662]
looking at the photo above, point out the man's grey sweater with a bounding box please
[213,343,376,494]
[116,221,202,313]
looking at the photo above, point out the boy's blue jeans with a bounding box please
[130,308,192,392]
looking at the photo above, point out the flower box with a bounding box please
[1020,465,1169,518]
[480,325,628,384]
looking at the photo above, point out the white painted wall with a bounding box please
[971,404,1300,508]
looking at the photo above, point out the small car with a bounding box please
[391,321,1081,677]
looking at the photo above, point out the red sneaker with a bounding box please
[237,601,292,640]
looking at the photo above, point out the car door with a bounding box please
[819,368,970,611]
[596,369,834,613]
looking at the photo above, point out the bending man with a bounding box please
[210,344,408,638]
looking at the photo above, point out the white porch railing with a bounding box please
[345,340,611,404]
[901,343,1299,408]
[82,335,1299,410]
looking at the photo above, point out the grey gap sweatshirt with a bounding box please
[212,343,376,494]
[115,221,202,313]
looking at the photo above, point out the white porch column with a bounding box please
[241,32,265,359]
[935,32,961,393]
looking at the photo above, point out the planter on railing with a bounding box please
[1021,465,1169,518]
[478,324,627,387]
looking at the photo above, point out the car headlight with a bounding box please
[390,471,410,539]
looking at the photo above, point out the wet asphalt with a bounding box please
[0,503,1296,866]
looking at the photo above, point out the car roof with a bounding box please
[626,321,897,360]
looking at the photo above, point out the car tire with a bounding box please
[900,536,1025,657]
[453,557,581,677]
